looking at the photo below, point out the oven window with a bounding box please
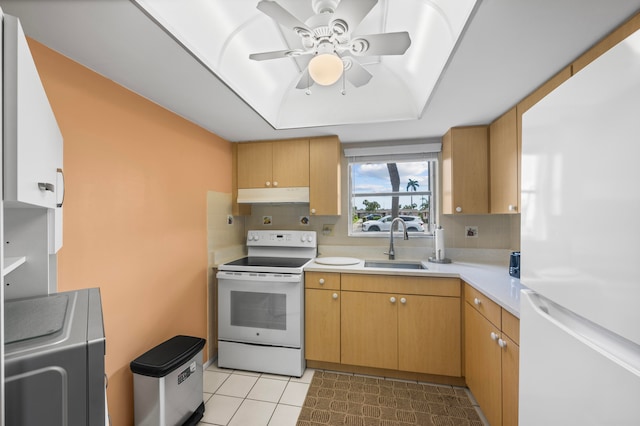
[230,291,287,331]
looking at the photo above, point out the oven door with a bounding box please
[217,271,302,348]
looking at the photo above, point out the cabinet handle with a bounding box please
[490,332,499,341]
[390,297,396,304]
[273,181,278,187]
[508,204,517,212]
[474,297,481,306]
[400,297,407,304]
[332,293,338,299]
[57,168,65,208]
[311,208,316,214]
[38,182,55,192]
[455,206,462,213]
[265,181,271,187]
[498,338,507,348]
[318,278,325,285]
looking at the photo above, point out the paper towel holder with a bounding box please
[428,225,452,264]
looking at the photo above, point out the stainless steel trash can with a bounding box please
[130,335,206,426]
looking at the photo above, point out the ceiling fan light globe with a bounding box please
[308,53,344,86]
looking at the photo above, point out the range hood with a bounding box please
[237,187,309,204]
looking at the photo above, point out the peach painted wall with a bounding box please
[28,39,231,425]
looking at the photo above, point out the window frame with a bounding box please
[347,154,439,238]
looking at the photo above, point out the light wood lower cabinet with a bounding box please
[305,288,341,363]
[304,272,341,363]
[341,291,398,370]
[399,293,461,377]
[464,283,520,426]
[306,272,462,378]
[465,302,502,425]
[501,333,519,426]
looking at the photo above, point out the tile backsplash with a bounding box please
[207,194,519,266]
[207,191,245,265]
[245,204,519,252]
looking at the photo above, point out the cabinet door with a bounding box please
[237,142,273,188]
[398,295,461,376]
[309,136,341,215]
[501,334,519,426]
[4,16,62,208]
[442,126,489,214]
[341,291,397,370]
[489,107,519,214]
[465,303,502,426]
[305,289,340,363]
[272,139,309,187]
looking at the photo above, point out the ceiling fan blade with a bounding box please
[331,0,378,31]
[295,67,313,89]
[249,49,311,61]
[351,32,412,56]
[257,0,312,34]
[345,60,373,87]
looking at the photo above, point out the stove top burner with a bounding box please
[223,256,312,269]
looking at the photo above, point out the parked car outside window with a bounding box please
[362,215,425,232]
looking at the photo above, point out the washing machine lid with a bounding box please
[5,294,68,344]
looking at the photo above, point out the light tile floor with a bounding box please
[197,362,315,426]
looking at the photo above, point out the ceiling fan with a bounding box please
[249,0,411,90]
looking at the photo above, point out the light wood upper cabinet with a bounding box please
[489,107,519,214]
[237,138,309,189]
[442,126,489,215]
[233,136,341,215]
[309,136,341,215]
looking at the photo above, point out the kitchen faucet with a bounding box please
[385,217,409,260]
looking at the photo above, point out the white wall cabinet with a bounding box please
[2,14,64,300]
[3,14,63,210]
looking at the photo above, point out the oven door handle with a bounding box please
[216,271,302,283]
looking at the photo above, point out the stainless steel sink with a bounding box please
[364,260,427,270]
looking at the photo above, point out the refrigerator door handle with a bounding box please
[523,290,640,376]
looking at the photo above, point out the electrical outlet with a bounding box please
[322,224,334,236]
[465,226,478,238]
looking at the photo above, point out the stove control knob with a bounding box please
[300,234,307,242]
[307,235,313,242]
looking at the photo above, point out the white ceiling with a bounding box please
[131,0,478,131]
[1,0,640,143]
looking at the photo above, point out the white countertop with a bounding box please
[305,255,524,318]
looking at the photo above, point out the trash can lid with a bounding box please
[130,335,206,377]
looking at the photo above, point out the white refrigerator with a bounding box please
[519,27,640,425]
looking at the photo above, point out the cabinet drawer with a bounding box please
[342,274,460,297]
[465,283,501,328]
[501,308,520,345]
[305,271,340,290]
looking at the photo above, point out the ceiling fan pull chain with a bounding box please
[341,69,346,95]
[306,71,311,95]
